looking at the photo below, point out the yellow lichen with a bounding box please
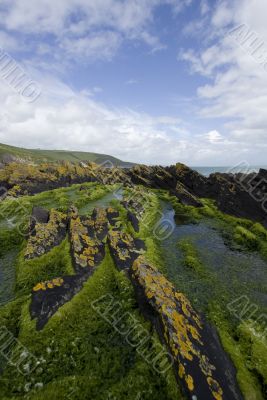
[207,377,223,400]
[185,374,194,391]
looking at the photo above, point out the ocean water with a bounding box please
[192,166,267,177]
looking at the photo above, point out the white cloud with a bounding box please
[60,31,122,61]
[138,31,166,53]
[2,0,266,166]
[180,0,267,164]
[2,70,264,166]
[125,79,138,85]
[0,71,193,164]
[0,31,19,51]
[204,130,223,144]
[0,0,192,61]
[211,1,233,28]
[0,67,252,166]
[200,0,210,16]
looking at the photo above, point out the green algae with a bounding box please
[15,237,75,297]
[155,197,267,399]
[178,239,205,276]
[0,249,182,400]
[0,184,184,400]
[0,182,266,399]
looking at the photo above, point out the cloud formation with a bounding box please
[0,0,191,59]
[0,0,266,166]
[180,0,267,163]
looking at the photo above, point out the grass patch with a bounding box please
[178,239,204,275]
[15,238,74,297]
[208,303,266,400]
[0,186,183,399]
[233,226,260,251]
[0,249,182,400]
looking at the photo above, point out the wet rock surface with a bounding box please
[69,207,107,273]
[23,199,245,399]
[2,161,267,226]
[108,230,145,270]
[30,274,89,330]
[120,189,148,232]
[127,210,139,232]
[25,209,68,260]
[131,257,243,400]
[107,224,243,400]
[29,206,113,329]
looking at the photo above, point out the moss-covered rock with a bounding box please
[25,209,68,259]
[131,256,243,400]
[108,230,145,270]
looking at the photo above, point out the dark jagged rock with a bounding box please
[204,173,267,227]
[25,209,68,259]
[107,224,243,400]
[127,164,177,191]
[2,159,267,227]
[257,168,267,180]
[31,206,50,224]
[108,230,145,270]
[29,206,49,235]
[127,210,139,232]
[106,207,119,227]
[30,274,90,330]
[69,209,107,273]
[121,188,148,231]
[171,182,203,207]
[130,257,243,400]
[30,206,111,329]
[165,164,267,227]
[168,163,209,197]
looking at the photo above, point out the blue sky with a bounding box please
[0,0,266,166]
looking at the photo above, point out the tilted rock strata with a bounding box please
[106,207,120,227]
[131,257,243,400]
[69,210,106,273]
[107,226,242,399]
[25,209,68,259]
[26,205,243,400]
[30,274,90,330]
[1,160,267,226]
[108,230,145,270]
[29,206,112,329]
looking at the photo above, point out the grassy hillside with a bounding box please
[0,143,134,167]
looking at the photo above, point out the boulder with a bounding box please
[172,182,203,207]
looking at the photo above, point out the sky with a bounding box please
[0,0,266,166]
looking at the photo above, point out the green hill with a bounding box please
[0,142,134,167]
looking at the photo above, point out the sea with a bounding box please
[192,166,267,177]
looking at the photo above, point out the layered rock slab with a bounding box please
[131,257,243,400]
[25,209,68,260]
[30,206,111,330]
[108,230,145,270]
[107,225,242,400]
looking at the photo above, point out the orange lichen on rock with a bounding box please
[132,256,225,400]
[207,377,223,400]
[108,230,145,270]
[33,277,64,292]
[25,209,68,259]
[185,374,194,391]
[69,207,107,271]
